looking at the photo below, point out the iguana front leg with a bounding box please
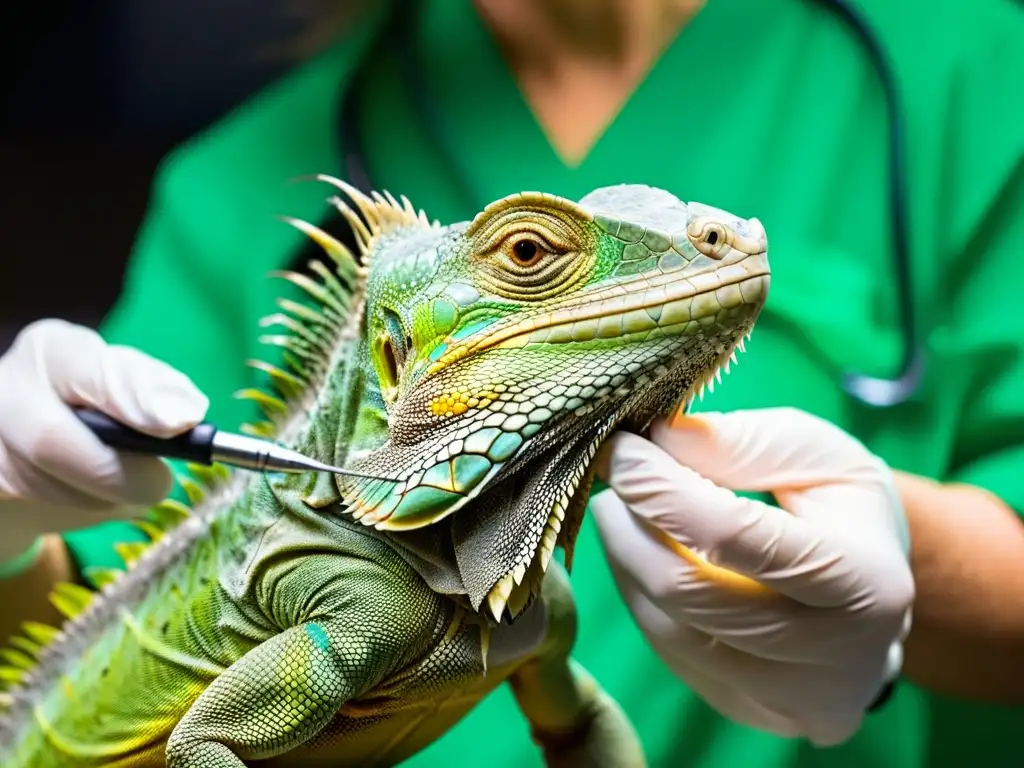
[510,564,647,767]
[166,620,369,767]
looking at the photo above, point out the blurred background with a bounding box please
[0,1,303,353]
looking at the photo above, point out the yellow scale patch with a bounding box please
[428,389,499,418]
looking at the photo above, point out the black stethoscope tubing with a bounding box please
[302,0,924,409]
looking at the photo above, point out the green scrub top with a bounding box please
[64,0,1024,765]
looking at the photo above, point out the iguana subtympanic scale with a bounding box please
[0,180,770,766]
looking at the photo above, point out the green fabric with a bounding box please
[74,0,1024,765]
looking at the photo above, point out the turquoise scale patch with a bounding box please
[393,485,462,524]
[593,214,620,237]
[659,251,685,269]
[642,229,672,252]
[488,431,523,461]
[364,479,397,506]
[527,407,552,423]
[464,427,502,455]
[421,461,456,492]
[622,242,652,262]
[305,623,330,652]
[451,454,493,492]
[616,220,647,243]
[370,491,401,519]
[450,318,491,341]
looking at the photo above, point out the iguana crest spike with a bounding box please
[233,174,438,442]
[277,216,360,280]
[314,173,435,254]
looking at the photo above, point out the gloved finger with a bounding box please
[591,486,797,610]
[651,410,905,547]
[658,407,882,489]
[591,487,891,665]
[663,655,805,740]
[11,319,209,438]
[639,609,868,747]
[0,437,174,508]
[614,580,805,739]
[595,521,868,745]
[596,433,875,610]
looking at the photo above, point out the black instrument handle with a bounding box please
[71,406,217,465]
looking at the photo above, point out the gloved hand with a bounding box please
[591,407,914,747]
[0,319,208,561]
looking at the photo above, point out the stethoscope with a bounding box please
[294,0,924,409]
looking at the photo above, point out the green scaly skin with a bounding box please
[0,180,770,767]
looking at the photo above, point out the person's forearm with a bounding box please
[0,534,73,644]
[895,470,1024,703]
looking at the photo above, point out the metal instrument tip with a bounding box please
[211,433,391,480]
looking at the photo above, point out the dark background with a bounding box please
[0,1,304,353]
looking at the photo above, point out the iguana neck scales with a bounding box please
[0,180,769,767]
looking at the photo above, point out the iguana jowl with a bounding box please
[0,180,770,766]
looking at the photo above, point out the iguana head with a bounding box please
[278,180,769,623]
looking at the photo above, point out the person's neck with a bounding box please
[472,0,705,165]
[473,0,701,68]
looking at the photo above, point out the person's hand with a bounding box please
[590,407,914,746]
[0,319,208,561]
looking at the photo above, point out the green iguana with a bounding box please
[0,179,770,767]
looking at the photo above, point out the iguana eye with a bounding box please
[474,219,590,300]
[508,236,548,268]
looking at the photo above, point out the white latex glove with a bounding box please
[0,319,209,561]
[591,407,914,747]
